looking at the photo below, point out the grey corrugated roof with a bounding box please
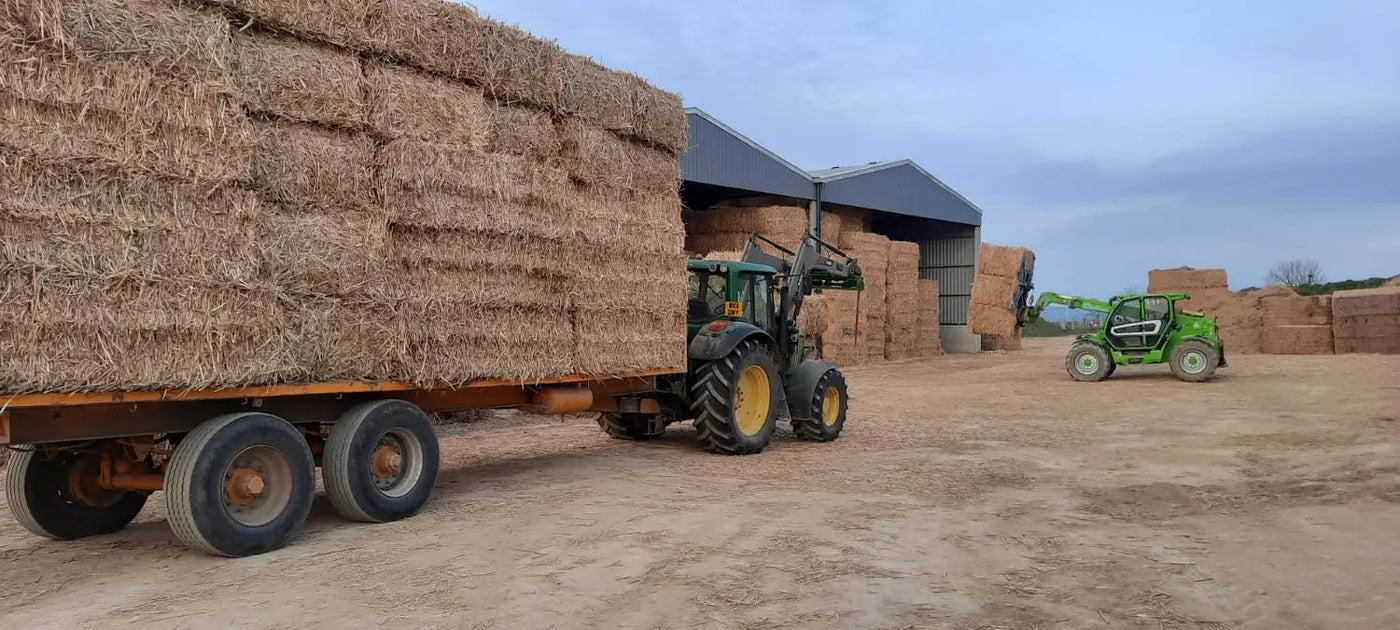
[809,160,985,226]
[680,108,816,199]
[808,161,898,180]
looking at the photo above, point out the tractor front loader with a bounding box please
[598,232,865,454]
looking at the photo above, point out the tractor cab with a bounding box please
[686,259,780,342]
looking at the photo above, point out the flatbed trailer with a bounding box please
[0,369,675,556]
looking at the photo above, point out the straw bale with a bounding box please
[884,241,920,359]
[364,61,488,146]
[256,204,387,296]
[799,293,829,337]
[829,205,872,233]
[625,72,687,154]
[916,279,943,357]
[234,32,364,127]
[574,255,688,315]
[576,308,686,375]
[559,120,680,195]
[1148,267,1229,291]
[6,0,233,80]
[486,103,561,163]
[978,243,1032,279]
[1262,325,1333,355]
[250,120,374,211]
[194,0,376,50]
[710,196,809,210]
[386,227,574,280]
[1,44,244,134]
[559,54,633,132]
[1331,287,1400,317]
[1387,276,1400,287]
[820,290,865,366]
[704,251,743,261]
[839,231,889,362]
[970,275,1019,309]
[0,94,250,183]
[981,332,1023,352]
[401,305,579,383]
[1331,287,1400,354]
[1261,295,1332,327]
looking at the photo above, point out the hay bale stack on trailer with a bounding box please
[0,0,687,557]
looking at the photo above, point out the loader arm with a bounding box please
[1022,291,1114,324]
[740,233,864,364]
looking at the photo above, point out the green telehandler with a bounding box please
[598,232,865,454]
[1019,291,1228,382]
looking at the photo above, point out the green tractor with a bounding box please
[598,232,865,454]
[1020,291,1228,382]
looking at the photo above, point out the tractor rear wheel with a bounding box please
[691,339,779,455]
[1170,340,1219,382]
[597,413,665,440]
[1065,341,1112,382]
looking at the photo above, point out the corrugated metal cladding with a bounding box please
[820,163,983,226]
[919,232,979,326]
[680,110,814,200]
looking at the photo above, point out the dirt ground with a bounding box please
[2,338,1398,629]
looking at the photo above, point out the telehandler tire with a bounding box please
[1170,340,1219,382]
[597,413,664,440]
[691,339,779,455]
[1065,341,1112,382]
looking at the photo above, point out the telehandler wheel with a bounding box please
[791,368,848,442]
[324,400,440,523]
[165,413,316,557]
[4,448,148,541]
[691,339,779,455]
[1065,342,1113,382]
[597,413,665,440]
[1170,340,1219,382]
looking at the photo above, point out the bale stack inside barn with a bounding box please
[0,0,687,392]
[915,279,943,357]
[838,231,891,363]
[884,241,920,360]
[1331,287,1400,354]
[684,202,839,256]
[968,242,1034,345]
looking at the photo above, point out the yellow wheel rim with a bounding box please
[821,386,841,426]
[733,364,771,437]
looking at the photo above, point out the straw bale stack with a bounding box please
[1262,326,1334,355]
[684,204,839,255]
[1261,295,1333,328]
[884,241,920,360]
[799,294,829,338]
[0,0,687,392]
[968,243,1034,338]
[839,232,890,362]
[981,332,1023,352]
[820,291,865,366]
[916,279,944,357]
[1332,287,1400,354]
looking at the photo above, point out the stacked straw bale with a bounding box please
[1146,267,1303,354]
[969,243,1034,339]
[884,241,920,360]
[820,291,864,366]
[1260,294,1333,355]
[684,203,839,256]
[0,0,687,392]
[798,294,828,338]
[981,332,1023,352]
[838,232,890,363]
[1332,287,1400,354]
[916,279,944,357]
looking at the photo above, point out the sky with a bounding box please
[473,0,1400,298]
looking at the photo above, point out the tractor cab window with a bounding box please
[688,272,729,322]
[1108,298,1146,347]
[752,274,773,331]
[1144,297,1170,322]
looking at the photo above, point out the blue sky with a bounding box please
[474,0,1400,297]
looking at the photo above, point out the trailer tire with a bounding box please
[691,339,779,455]
[4,448,147,541]
[323,400,440,523]
[597,413,664,440]
[165,413,316,557]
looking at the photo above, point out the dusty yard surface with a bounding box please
[2,339,1398,629]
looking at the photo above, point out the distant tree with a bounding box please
[1266,259,1326,288]
[1119,287,1142,296]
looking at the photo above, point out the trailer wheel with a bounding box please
[165,413,316,557]
[323,400,440,523]
[4,448,147,541]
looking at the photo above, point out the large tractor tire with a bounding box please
[4,448,148,541]
[1170,339,1219,382]
[691,339,780,455]
[597,413,665,440]
[1065,341,1113,382]
[790,365,848,442]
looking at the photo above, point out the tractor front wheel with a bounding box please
[1065,342,1113,382]
[691,339,779,455]
[1170,340,1219,382]
[791,368,848,442]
